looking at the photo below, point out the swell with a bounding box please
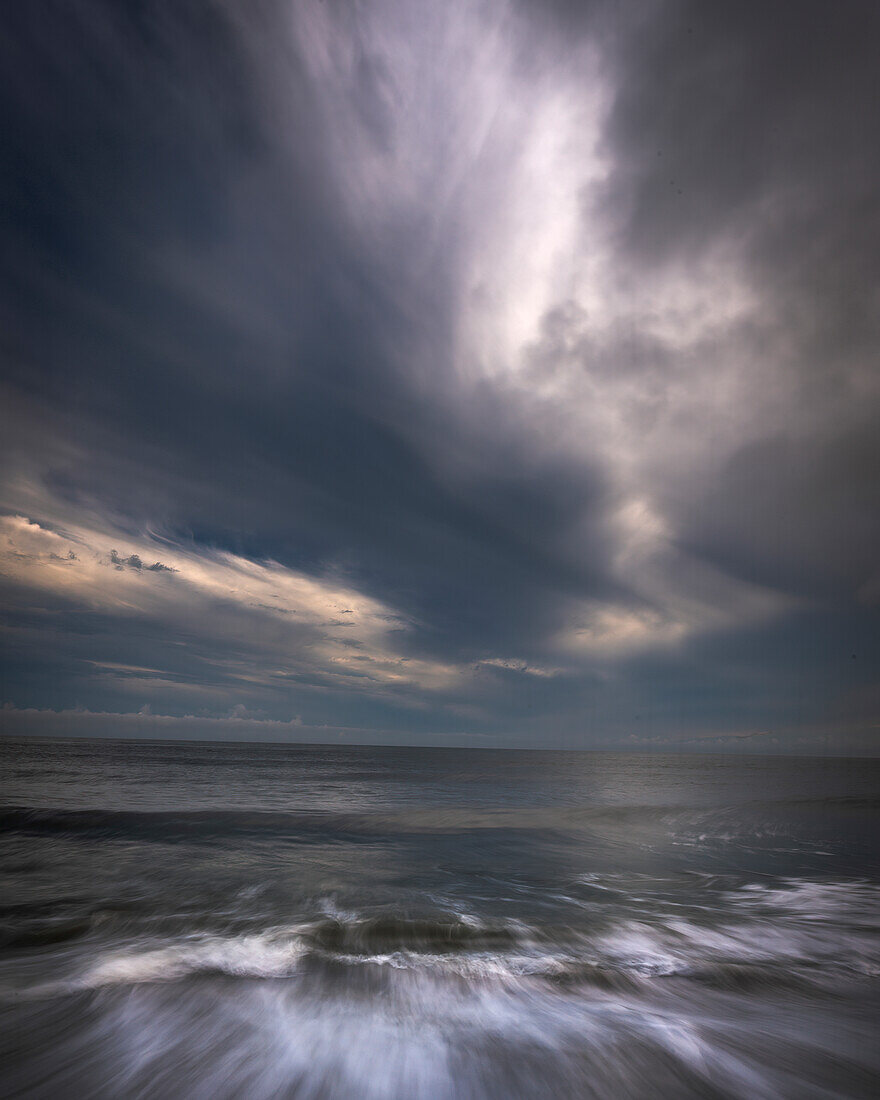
[2,797,876,843]
[0,806,380,842]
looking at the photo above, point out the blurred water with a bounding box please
[1,738,878,1098]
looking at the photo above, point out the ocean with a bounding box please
[1,737,878,1099]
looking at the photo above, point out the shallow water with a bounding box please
[1,738,878,1098]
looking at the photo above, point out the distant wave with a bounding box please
[2,798,876,843]
[0,805,381,841]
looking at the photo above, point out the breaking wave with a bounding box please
[8,879,878,1004]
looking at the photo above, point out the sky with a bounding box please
[1,0,878,753]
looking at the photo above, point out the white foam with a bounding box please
[48,931,309,992]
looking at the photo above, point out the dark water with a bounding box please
[1,739,878,1099]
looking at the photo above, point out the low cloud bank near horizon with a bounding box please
[1,0,878,752]
[2,704,876,758]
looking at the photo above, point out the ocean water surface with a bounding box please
[1,737,878,1099]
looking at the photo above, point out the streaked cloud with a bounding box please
[0,0,878,750]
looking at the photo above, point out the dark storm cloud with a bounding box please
[1,0,878,748]
[603,1,880,283]
[594,0,880,599]
[0,0,614,657]
[681,422,880,600]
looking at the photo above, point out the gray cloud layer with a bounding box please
[1,0,878,750]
